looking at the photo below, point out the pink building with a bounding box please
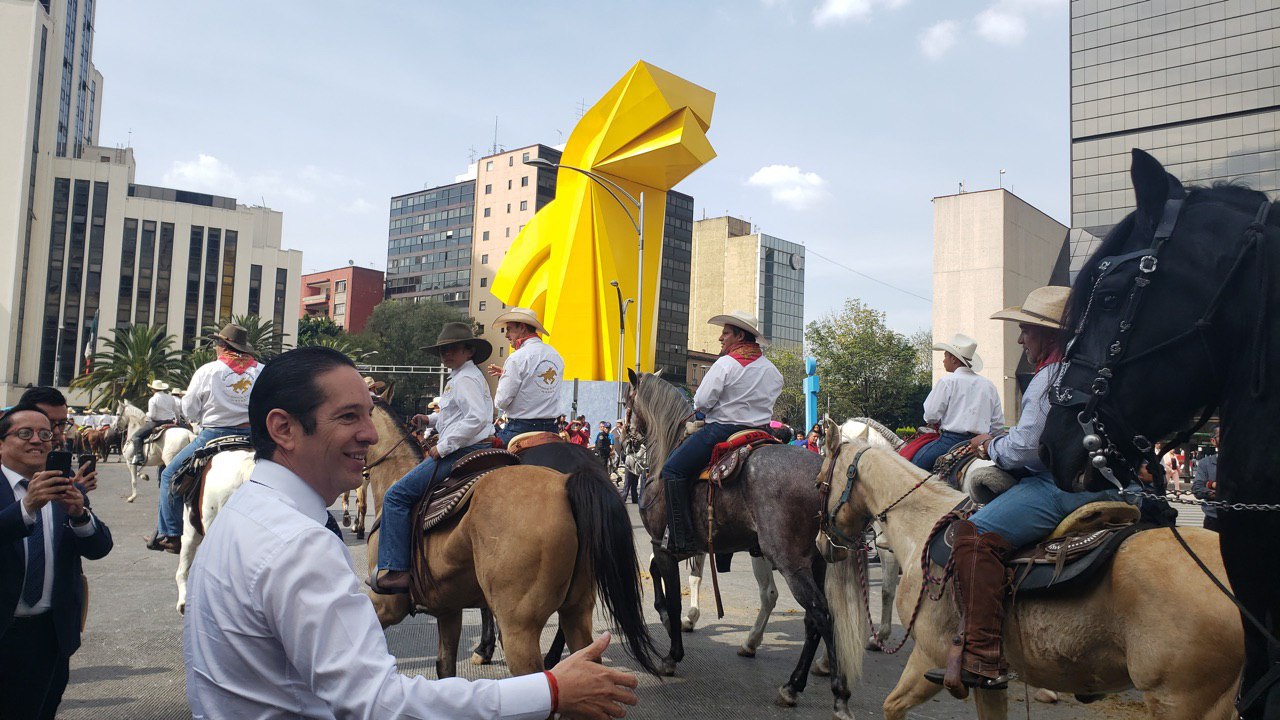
[299,266,384,333]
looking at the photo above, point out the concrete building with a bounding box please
[0,0,301,404]
[1069,0,1280,274]
[931,189,1065,421]
[688,216,805,356]
[300,266,384,333]
[386,180,475,309]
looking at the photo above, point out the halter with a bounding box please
[817,443,932,550]
[1051,195,1275,490]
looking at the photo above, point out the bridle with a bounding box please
[1051,194,1275,490]
[817,443,931,550]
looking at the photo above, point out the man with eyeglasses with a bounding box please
[19,387,97,493]
[0,405,114,718]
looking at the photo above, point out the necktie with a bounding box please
[18,480,46,607]
[324,512,343,540]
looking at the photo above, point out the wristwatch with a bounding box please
[69,510,92,527]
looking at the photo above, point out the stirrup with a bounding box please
[366,571,411,595]
[923,667,1010,691]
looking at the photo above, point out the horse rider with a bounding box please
[128,380,181,465]
[487,307,564,446]
[146,324,260,554]
[911,334,1003,473]
[369,323,494,595]
[923,286,1122,695]
[661,311,782,555]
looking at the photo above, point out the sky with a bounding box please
[92,0,1070,336]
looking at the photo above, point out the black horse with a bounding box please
[1042,148,1279,719]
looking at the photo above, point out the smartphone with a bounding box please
[46,450,74,478]
[77,453,97,476]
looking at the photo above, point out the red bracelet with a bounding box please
[543,671,559,717]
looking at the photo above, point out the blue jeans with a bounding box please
[157,427,248,537]
[497,418,558,446]
[970,472,1123,548]
[912,431,975,471]
[662,423,751,483]
[377,441,490,572]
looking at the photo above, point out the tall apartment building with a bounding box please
[688,216,805,357]
[385,180,475,309]
[300,265,384,333]
[1069,0,1280,273]
[0,0,301,404]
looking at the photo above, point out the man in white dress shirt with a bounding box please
[184,346,639,719]
[370,323,495,595]
[661,312,783,554]
[488,308,565,446]
[127,380,181,465]
[911,333,1004,473]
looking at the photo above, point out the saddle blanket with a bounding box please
[171,435,254,505]
[898,431,939,462]
[704,429,778,486]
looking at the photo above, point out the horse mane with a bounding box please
[632,373,693,480]
[371,399,424,462]
[847,417,904,449]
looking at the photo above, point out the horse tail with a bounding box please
[564,467,662,676]
[825,555,867,687]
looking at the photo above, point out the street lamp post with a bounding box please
[609,280,633,420]
[525,158,645,373]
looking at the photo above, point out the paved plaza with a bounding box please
[55,461,1167,719]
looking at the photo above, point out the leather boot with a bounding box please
[924,519,1014,697]
[663,478,697,555]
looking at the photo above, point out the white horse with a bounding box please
[114,401,194,503]
[175,449,255,614]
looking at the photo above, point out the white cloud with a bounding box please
[812,0,907,27]
[974,6,1027,45]
[919,20,959,59]
[163,154,240,193]
[160,154,371,206]
[343,198,375,215]
[747,165,828,209]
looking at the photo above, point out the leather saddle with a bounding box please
[171,435,254,506]
[145,421,190,444]
[928,501,1144,595]
[507,431,564,455]
[413,448,521,535]
[699,429,779,486]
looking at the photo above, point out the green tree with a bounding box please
[71,325,186,407]
[173,346,216,390]
[297,316,344,346]
[354,299,472,413]
[202,314,290,360]
[765,344,807,429]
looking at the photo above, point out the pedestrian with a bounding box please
[805,431,822,454]
[1,405,113,719]
[488,308,565,445]
[595,422,613,465]
[568,416,590,446]
[183,347,639,718]
[790,432,807,447]
[620,431,645,504]
[1192,428,1221,532]
[912,333,1004,472]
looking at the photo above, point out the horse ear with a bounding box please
[654,368,664,379]
[1130,149,1184,226]
[627,368,639,387]
[823,418,841,454]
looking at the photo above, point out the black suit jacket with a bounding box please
[0,472,113,658]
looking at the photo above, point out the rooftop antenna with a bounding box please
[126,128,132,148]
[959,181,965,194]
[492,117,499,156]
[999,169,1006,189]
[467,146,478,163]
[576,98,588,120]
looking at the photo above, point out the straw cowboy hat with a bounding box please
[421,322,493,364]
[363,376,387,393]
[147,380,171,392]
[932,333,983,372]
[428,396,442,410]
[708,311,767,345]
[210,323,255,354]
[990,286,1071,330]
[494,307,548,336]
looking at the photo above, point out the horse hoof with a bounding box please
[659,659,678,677]
[1034,689,1059,704]
[811,655,831,676]
[681,619,696,633]
[775,686,799,708]
[832,705,855,720]
[177,603,185,615]
[126,495,137,503]
[470,653,492,666]
[356,530,365,540]
[736,646,755,658]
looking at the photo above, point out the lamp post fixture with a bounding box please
[525,157,646,373]
[609,280,633,420]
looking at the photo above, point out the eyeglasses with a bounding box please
[51,420,71,430]
[2,428,54,442]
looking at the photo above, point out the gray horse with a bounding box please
[627,371,853,720]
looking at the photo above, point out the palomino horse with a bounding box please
[339,381,396,539]
[626,371,852,719]
[820,432,1243,720]
[1042,149,1280,718]
[175,449,254,613]
[363,402,660,678]
[113,401,194,503]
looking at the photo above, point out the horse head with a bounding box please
[1043,148,1276,494]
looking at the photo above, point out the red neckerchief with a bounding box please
[1036,347,1063,373]
[218,348,258,374]
[510,335,533,351]
[724,341,763,367]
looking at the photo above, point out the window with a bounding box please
[522,152,530,162]
[519,200,528,211]
[482,230,490,241]
[481,254,489,264]
[508,156,513,166]
[483,207,491,218]
[484,184,492,195]
[505,227,511,238]
[335,279,346,293]
[334,302,345,315]
[480,277,488,288]
[500,346,506,357]
[521,176,529,187]
[479,301,487,311]
[485,160,493,171]
[507,180,512,190]
[506,203,511,213]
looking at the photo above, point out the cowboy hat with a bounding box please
[427,396,442,410]
[421,322,493,364]
[493,307,548,336]
[990,286,1071,330]
[148,380,171,391]
[210,323,255,354]
[708,311,767,345]
[363,376,387,392]
[932,333,984,372]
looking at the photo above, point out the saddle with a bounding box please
[507,431,563,455]
[700,429,778,486]
[928,501,1144,595]
[145,421,189,445]
[932,443,979,488]
[898,430,939,462]
[170,435,254,507]
[413,448,521,535]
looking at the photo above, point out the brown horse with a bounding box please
[341,382,396,539]
[81,425,112,461]
[363,402,659,678]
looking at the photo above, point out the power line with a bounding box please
[803,247,933,304]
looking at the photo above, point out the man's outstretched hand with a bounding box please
[549,632,639,719]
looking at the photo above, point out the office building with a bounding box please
[0,0,301,404]
[385,180,475,309]
[300,265,385,333]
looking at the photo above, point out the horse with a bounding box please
[1039,149,1280,718]
[362,402,661,679]
[80,425,111,462]
[626,370,852,719]
[113,401,194,503]
[820,430,1243,719]
[175,449,255,614]
[340,381,398,539]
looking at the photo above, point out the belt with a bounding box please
[511,417,557,423]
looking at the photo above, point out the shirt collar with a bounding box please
[955,367,975,375]
[450,361,479,379]
[2,464,27,490]
[251,459,329,525]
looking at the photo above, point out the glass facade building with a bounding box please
[656,190,694,384]
[758,234,805,349]
[385,180,475,308]
[1070,0,1280,274]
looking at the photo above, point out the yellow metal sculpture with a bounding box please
[492,61,716,380]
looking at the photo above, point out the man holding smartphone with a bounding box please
[18,387,98,493]
[0,405,114,718]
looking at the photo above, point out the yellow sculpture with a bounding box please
[492,61,716,380]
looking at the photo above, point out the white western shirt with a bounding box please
[694,354,784,427]
[921,367,1004,436]
[494,338,564,420]
[183,460,551,719]
[427,361,494,457]
[182,359,260,428]
[147,392,181,423]
[3,464,98,616]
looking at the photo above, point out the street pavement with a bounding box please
[56,461,1163,719]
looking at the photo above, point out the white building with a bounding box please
[1,0,301,405]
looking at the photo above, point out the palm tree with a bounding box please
[296,334,378,364]
[172,345,216,389]
[71,325,186,407]
[201,314,290,360]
